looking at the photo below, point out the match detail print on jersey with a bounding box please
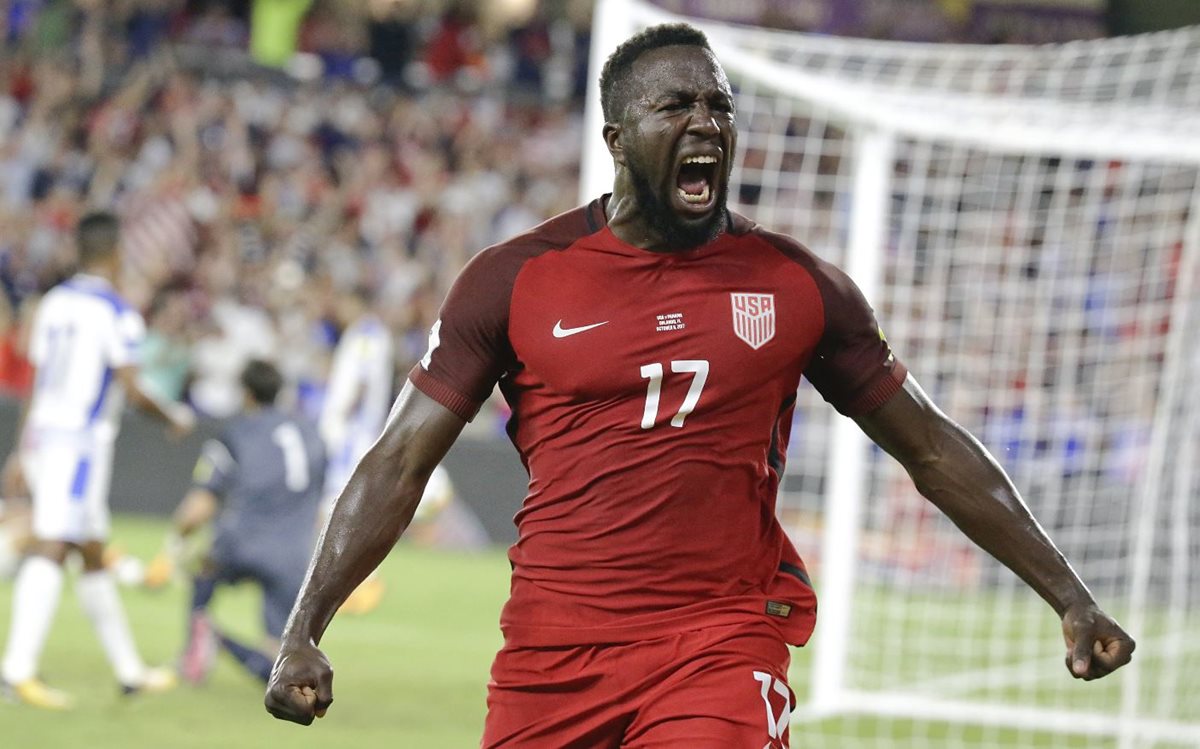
[552,320,609,338]
[731,293,776,350]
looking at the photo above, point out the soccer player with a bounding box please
[318,286,394,615]
[172,359,325,685]
[1,211,194,710]
[264,24,1135,745]
[319,285,394,502]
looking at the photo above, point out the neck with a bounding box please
[604,173,726,254]
[80,260,117,282]
[605,172,670,252]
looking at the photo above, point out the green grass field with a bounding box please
[2,516,1194,748]
[0,515,511,748]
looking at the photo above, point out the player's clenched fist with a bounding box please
[1060,603,1135,681]
[264,642,334,725]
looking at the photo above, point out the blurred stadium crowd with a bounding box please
[0,0,592,428]
[0,0,1176,440]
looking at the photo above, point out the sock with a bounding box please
[186,574,218,651]
[1,556,65,684]
[76,570,146,686]
[217,632,273,683]
[190,574,217,613]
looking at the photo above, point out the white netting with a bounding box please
[585,2,1199,747]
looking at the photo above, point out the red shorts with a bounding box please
[482,620,794,748]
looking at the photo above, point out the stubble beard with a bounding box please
[627,160,727,251]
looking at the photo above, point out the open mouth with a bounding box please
[674,154,719,212]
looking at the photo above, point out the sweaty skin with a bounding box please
[605,45,736,252]
[265,383,464,724]
[265,41,1133,728]
[855,377,1133,681]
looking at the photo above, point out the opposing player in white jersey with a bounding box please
[0,211,195,710]
[317,287,395,614]
[319,287,394,501]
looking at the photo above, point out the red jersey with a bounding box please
[410,197,906,648]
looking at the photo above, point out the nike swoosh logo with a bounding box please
[553,320,609,338]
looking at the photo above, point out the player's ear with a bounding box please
[603,122,626,166]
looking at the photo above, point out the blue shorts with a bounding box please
[209,546,306,639]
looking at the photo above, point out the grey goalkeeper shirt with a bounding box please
[194,407,327,571]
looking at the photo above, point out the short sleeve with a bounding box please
[109,306,146,368]
[192,437,237,497]
[408,249,516,421]
[803,263,907,417]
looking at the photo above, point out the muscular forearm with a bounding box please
[281,453,426,647]
[857,378,1133,681]
[266,385,467,725]
[906,421,1094,616]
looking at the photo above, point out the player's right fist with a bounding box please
[264,641,334,726]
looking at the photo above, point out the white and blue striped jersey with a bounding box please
[319,315,393,495]
[26,274,145,443]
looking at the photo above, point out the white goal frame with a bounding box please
[583,2,1200,747]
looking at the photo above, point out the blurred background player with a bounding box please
[319,285,393,508]
[171,359,325,685]
[0,211,194,710]
[318,286,477,604]
[318,286,393,614]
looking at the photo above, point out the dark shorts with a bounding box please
[482,620,794,748]
[209,549,305,639]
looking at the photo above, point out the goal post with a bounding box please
[584,2,1200,747]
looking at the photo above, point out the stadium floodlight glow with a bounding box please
[585,2,1200,747]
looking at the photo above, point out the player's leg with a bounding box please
[0,498,33,579]
[1,442,76,709]
[75,539,175,694]
[0,539,71,709]
[180,558,230,685]
[210,563,298,683]
[71,447,173,694]
[482,643,632,748]
[622,622,795,749]
[212,630,274,683]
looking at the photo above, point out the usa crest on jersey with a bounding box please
[730,292,776,350]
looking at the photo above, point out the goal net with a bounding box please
[584,2,1200,747]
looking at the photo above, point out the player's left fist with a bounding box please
[1060,603,1135,681]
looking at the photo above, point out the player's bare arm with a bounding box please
[854,374,1135,682]
[172,488,219,538]
[114,365,195,436]
[265,382,467,725]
